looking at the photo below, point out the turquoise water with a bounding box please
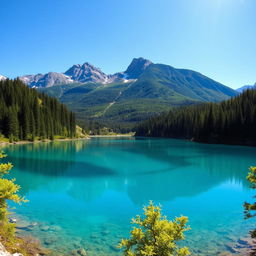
[3,137,256,255]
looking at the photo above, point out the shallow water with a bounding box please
[3,137,256,255]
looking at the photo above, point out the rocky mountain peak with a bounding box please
[10,57,155,88]
[18,72,74,88]
[124,57,153,79]
[64,62,108,83]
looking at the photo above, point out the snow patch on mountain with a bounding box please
[0,75,7,81]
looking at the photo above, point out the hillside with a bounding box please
[237,83,256,93]
[136,89,256,146]
[0,79,76,141]
[37,58,237,128]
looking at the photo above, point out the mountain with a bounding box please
[0,75,7,81]
[236,83,256,93]
[124,57,153,79]
[64,62,109,83]
[107,57,152,83]
[37,58,238,128]
[120,63,236,102]
[17,58,152,88]
[18,72,74,88]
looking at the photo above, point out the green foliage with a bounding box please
[0,79,76,141]
[244,167,256,239]
[0,151,26,245]
[136,89,256,146]
[118,201,190,256]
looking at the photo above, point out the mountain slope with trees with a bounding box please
[38,58,238,128]
[136,89,256,146]
[0,79,76,141]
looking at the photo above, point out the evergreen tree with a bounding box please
[0,79,76,141]
[5,107,19,139]
[136,89,256,146]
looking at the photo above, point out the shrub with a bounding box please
[118,201,190,256]
[244,166,256,238]
[0,151,26,246]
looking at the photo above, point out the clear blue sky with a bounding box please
[0,0,255,89]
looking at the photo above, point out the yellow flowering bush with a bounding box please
[244,166,256,238]
[118,201,190,256]
[0,151,26,244]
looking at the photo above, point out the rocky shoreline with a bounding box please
[0,243,22,256]
[3,215,254,256]
[220,236,255,255]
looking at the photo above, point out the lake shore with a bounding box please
[89,134,134,138]
[0,134,135,147]
[0,137,90,147]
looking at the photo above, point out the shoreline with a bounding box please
[0,134,134,147]
[135,135,256,148]
[0,137,90,147]
[89,134,134,138]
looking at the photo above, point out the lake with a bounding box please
[3,137,256,255]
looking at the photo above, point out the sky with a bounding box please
[0,0,255,89]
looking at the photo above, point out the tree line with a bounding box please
[0,79,76,141]
[136,89,256,145]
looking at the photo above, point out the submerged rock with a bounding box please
[43,236,57,246]
[77,248,87,256]
[109,245,120,252]
[15,220,31,230]
[40,226,50,232]
[70,248,87,256]
[225,243,238,254]
[237,237,252,247]
[101,230,109,236]
[218,252,233,256]
[90,233,98,239]
[49,225,61,232]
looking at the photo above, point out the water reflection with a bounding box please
[4,138,256,256]
[4,138,255,204]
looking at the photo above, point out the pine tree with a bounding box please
[0,79,76,141]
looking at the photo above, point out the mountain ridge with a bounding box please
[236,83,256,93]
[35,58,238,128]
[18,57,151,88]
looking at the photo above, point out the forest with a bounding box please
[0,79,76,141]
[136,89,256,146]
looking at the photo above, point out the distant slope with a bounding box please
[136,89,256,146]
[121,64,236,102]
[237,83,256,93]
[39,59,237,128]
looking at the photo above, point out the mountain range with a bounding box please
[1,58,238,128]
[236,83,256,93]
[16,58,153,88]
